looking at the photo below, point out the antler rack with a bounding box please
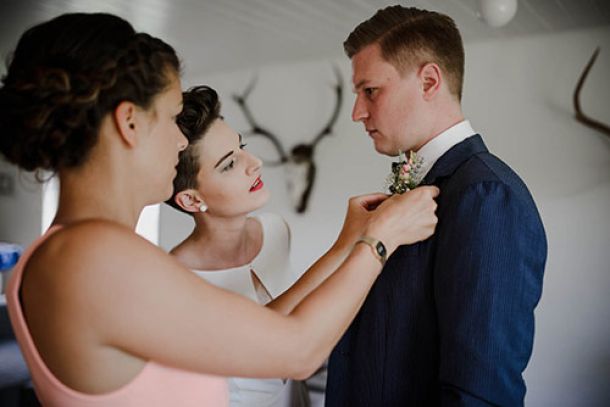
[573,47,610,138]
[232,67,344,213]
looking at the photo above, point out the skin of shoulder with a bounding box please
[26,219,202,333]
[28,220,170,289]
[22,219,201,392]
[25,218,317,383]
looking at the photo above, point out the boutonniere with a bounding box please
[386,150,424,194]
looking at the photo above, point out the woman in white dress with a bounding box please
[165,86,308,406]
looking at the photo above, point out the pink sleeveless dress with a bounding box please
[6,226,228,407]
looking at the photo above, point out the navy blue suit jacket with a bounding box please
[326,135,547,406]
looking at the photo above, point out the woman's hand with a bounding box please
[334,193,389,253]
[364,186,440,256]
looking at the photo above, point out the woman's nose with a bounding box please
[245,151,262,175]
[177,128,188,151]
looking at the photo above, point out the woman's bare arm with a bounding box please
[29,187,438,382]
[267,193,387,315]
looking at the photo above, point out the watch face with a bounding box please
[376,242,386,258]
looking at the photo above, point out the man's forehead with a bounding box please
[351,51,377,88]
[351,56,397,90]
[351,77,370,92]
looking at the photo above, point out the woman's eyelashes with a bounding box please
[221,157,236,172]
[220,142,247,172]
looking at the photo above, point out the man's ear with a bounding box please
[175,190,205,213]
[419,62,442,101]
[114,101,139,147]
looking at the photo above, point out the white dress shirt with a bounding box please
[415,120,476,182]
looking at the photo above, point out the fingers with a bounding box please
[348,187,440,254]
[371,186,441,250]
[350,193,390,211]
[420,185,440,198]
[395,186,439,202]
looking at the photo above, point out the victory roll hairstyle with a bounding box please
[166,86,222,214]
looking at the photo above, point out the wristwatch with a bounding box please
[356,236,387,266]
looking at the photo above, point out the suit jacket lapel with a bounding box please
[421,134,488,186]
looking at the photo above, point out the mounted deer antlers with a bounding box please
[233,67,343,213]
[573,47,610,137]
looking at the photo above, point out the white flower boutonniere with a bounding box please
[386,150,424,195]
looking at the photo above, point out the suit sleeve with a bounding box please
[433,181,545,406]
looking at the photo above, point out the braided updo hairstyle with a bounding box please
[0,13,181,174]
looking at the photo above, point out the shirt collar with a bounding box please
[415,120,476,181]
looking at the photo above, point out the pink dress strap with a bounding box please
[6,226,228,406]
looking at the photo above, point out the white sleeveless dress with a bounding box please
[193,213,299,407]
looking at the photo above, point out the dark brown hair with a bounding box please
[165,86,221,214]
[344,5,465,100]
[0,13,180,175]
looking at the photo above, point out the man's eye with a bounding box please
[364,88,376,96]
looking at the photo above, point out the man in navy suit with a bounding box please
[326,6,547,406]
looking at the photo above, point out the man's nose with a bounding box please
[351,96,368,122]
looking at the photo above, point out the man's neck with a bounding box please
[416,100,464,151]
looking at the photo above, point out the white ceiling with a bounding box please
[1,0,609,77]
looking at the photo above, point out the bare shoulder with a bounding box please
[20,220,211,390]
[27,220,186,293]
[35,220,154,263]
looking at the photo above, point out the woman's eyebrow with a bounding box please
[214,150,234,168]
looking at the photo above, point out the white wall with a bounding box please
[160,25,610,406]
[0,163,42,246]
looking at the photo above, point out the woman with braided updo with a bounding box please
[0,12,439,407]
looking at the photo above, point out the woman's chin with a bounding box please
[258,188,271,205]
[161,184,174,202]
[248,189,271,212]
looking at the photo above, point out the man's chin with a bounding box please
[373,141,396,157]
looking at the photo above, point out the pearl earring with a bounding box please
[199,203,208,213]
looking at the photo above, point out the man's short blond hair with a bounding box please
[345,5,465,100]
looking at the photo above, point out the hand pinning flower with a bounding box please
[386,151,424,194]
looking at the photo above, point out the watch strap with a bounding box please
[355,236,387,266]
